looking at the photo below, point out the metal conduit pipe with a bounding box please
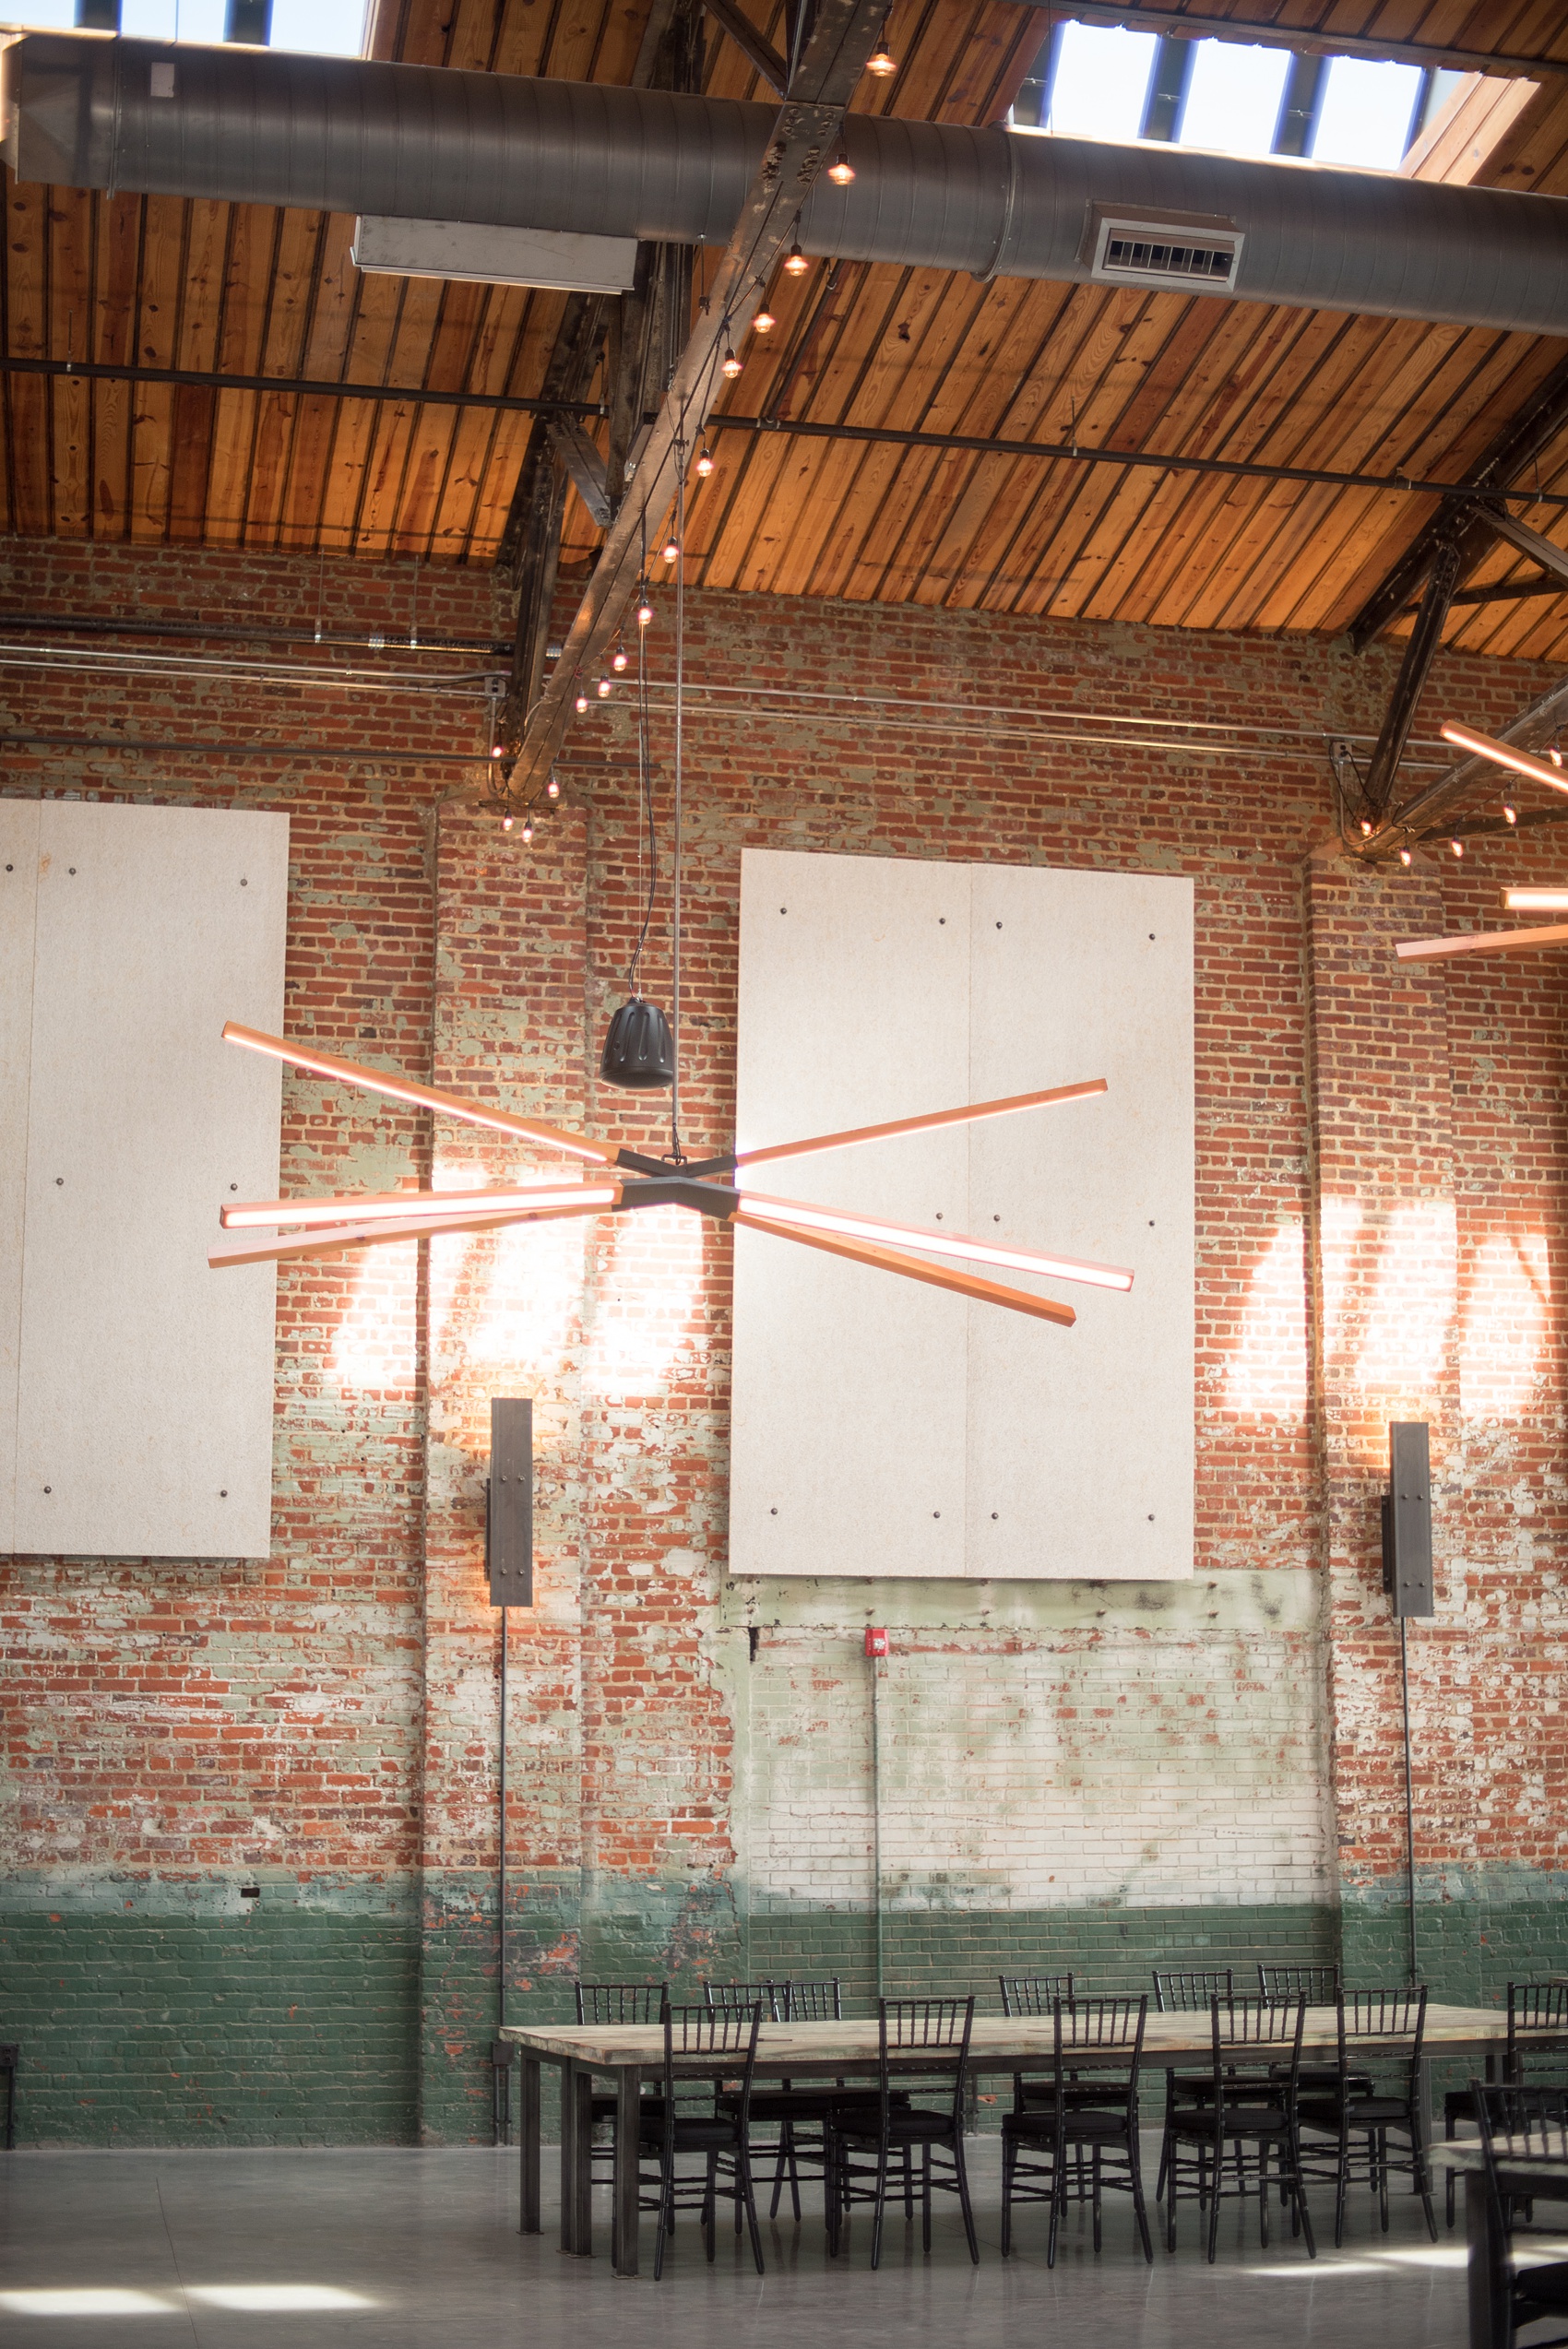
[9,31,1568,333]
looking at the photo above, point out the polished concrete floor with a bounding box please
[0,2138,1484,2348]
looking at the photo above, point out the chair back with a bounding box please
[1000,1974,1074,2016]
[1474,2081,1568,2174]
[1258,1962,1339,2003]
[706,1980,782,2022]
[1336,1986,1426,2093]
[1154,1966,1232,2013]
[575,1979,668,2025]
[878,1997,974,2127]
[1508,1982,1568,2077]
[659,2001,763,2133]
[1054,1995,1146,2116]
[1207,1992,1305,2125]
[780,1979,843,2022]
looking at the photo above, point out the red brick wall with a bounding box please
[5,535,1568,2141]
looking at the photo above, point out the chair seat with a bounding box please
[1518,2261,1568,2313]
[720,2086,906,2121]
[1281,2066,1374,2094]
[1021,2083,1116,2108]
[1170,2106,1290,2139]
[1297,2094,1411,2130]
[835,2108,958,2146]
[640,2116,743,2152]
[1005,2106,1133,2143]
[592,2093,664,2121]
[1445,2085,1479,2125]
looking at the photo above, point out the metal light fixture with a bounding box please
[720,346,743,377]
[827,146,854,184]
[866,19,896,75]
[695,445,715,478]
[783,239,808,277]
[598,996,677,1090]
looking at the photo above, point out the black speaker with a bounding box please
[1381,1420,1433,1619]
[486,1397,533,1608]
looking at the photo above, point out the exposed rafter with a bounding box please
[498,0,891,799]
[703,0,787,93]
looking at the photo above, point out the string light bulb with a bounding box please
[1551,743,1564,767]
[827,146,855,185]
[1360,819,1372,837]
[661,538,680,563]
[783,239,808,277]
[612,640,629,672]
[1399,847,1413,867]
[720,345,743,378]
[596,675,612,699]
[1504,802,1518,825]
[575,692,589,713]
[637,595,654,627]
[695,445,715,478]
[521,817,534,844]
[753,302,776,334]
[865,19,897,74]
[502,813,514,831]
[546,776,561,800]
[490,743,504,758]
[1451,837,1465,857]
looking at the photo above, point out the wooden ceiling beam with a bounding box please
[497,0,892,799]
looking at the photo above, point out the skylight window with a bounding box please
[0,0,367,53]
[1022,23,1488,175]
[1177,42,1289,160]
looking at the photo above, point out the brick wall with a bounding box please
[3,535,1567,2141]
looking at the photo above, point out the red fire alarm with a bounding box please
[864,1626,888,1657]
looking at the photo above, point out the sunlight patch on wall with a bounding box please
[1223,1224,1307,1417]
[1461,1230,1550,1422]
[588,1203,703,1400]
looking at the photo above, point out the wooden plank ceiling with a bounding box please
[6,0,1568,657]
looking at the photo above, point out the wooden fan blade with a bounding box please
[209,1197,607,1269]
[1440,721,1568,799]
[222,1023,617,1166]
[1396,921,1568,963]
[741,1188,1134,1292]
[221,1180,620,1229]
[733,1207,1076,1327]
[732,1078,1108,1171]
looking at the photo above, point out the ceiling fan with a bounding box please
[208,1024,1135,1327]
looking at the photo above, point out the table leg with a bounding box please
[560,2062,595,2254]
[1466,2170,1508,2349]
[518,2058,541,2234]
[613,2065,642,2277]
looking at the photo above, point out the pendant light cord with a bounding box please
[670,442,686,1164]
[628,518,658,997]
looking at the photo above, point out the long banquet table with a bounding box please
[501,2002,1515,2276]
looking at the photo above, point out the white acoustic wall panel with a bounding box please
[3,802,289,1559]
[730,849,1194,1581]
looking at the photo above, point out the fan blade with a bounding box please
[209,1197,607,1269]
[221,1180,621,1229]
[1396,921,1568,964]
[733,1207,1076,1327]
[740,1188,1134,1292]
[732,1077,1108,1171]
[222,1023,617,1165]
[1440,721,1568,799]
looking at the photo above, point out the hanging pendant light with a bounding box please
[600,996,676,1089]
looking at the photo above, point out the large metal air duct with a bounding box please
[6,30,1568,335]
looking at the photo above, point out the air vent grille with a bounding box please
[1088,213,1244,297]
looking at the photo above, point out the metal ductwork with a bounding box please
[7,30,1568,334]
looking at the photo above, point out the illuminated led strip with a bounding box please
[221,1180,620,1229]
[1441,722,1568,799]
[209,1197,607,1268]
[740,1190,1133,1291]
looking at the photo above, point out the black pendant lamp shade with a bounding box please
[600,996,675,1089]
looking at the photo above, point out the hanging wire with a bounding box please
[628,545,659,996]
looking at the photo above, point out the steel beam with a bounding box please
[1347,353,1568,653]
[1466,500,1568,587]
[703,0,787,93]
[1369,672,1568,856]
[499,0,891,797]
[1360,540,1462,817]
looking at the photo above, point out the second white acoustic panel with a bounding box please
[730,849,1194,1581]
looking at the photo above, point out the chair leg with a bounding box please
[1166,2147,1179,2255]
[768,2122,788,2221]
[1206,2143,1221,2265]
[1092,2145,1103,2254]
[903,2141,914,2224]
[1001,2130,1015,2258]
[1289,2130,1316,2261]
[953,2132,980,2267]
[1258,2143,1271,2249]
[921,2141,932,2255]
[740,2148,766,2276]
[653,2152,671,2282]
[1047,2141,1064,2270]
[870,2143,890,2272]
[787,2125,803,2224]
[1377,2128,1391,2234]
[1129,2129,1155,2264]
[1412,2121,1439,2243]
[704,2153,718,2262]
[1334,2125,1349,2248]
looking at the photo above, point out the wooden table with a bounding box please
[502,2002,1512,2276]
[1440,2144,1568,2348]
